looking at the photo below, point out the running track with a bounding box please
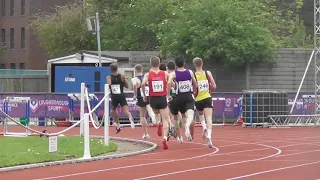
[0,126,320,180]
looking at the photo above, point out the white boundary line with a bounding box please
[34,144,220,180]
[134,144,281,180]
[33,135,320,180]
[226,161,320,180]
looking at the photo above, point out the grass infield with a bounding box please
[0,136,117,168]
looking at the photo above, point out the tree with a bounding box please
[100,0,174,51]
[29,3,96,57]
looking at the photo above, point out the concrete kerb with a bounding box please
[0,136,157,173]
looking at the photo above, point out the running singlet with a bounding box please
[110,74,124,95]
[170,80,178,98]
[136,75,149,98]
[148,70,167,97]
[194,71,211,101]
[175,69,193,94]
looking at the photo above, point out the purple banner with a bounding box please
[0,92,316,120]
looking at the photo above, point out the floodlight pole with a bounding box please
[96,12,102,67]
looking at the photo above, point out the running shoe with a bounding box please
[142,134,150,139]
[115,127,121,134]
[177,136,183,144]
[157,123,163,137]
[207,138,213,148]
[129,118,135,129]
[162,139,168,149]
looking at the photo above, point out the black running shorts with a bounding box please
[111,94,128,109]
[149,96,167,110]
[175,93,195,114]
[136,97,149,107]
[195,97,213,112]
[169,98,179,115]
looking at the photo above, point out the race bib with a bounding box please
[178,80,191,93]
[140,86,149,97]
[198,80,209,92]
[111,84,121,94]
[152,81,164,92]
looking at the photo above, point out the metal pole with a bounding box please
[290,50,315,114]
[96,12,102,67]
[83,113,91,159]
[104,84,109,146]
[80,82,85,136]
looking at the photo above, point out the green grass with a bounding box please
[0,136,117,168]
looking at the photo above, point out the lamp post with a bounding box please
[86,12,102,67]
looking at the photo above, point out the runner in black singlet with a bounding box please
[107,62,135,133]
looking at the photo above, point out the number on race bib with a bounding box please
[198,80,209,92]
[140,87,149,97]
[152,81,164,92]
[178,80,191,93]
[111,85,121,94]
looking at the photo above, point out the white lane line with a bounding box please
[134,144,281,180]
[34,144,220,180]
[226,161,320,180]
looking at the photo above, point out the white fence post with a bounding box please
[104,84,110,146]
[80,82,85,136]
[83,113,91,159]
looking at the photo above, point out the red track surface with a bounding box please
[0,126,320,180]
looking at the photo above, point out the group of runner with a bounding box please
[107,56,216,150]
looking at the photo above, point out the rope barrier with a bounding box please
[85,88,104,129]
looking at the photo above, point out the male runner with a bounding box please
[141,56,171,149]
[167,56,198,141]
[107,62,135,133]
[166,61,183,143]
[193,57,216,148]
[131,64,157,139]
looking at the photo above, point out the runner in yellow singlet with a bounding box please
[193,57,216,148]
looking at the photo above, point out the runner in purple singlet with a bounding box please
[167,56,198,141]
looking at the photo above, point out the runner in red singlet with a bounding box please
[141,56,171,149]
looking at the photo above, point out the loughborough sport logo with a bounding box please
[29,99,39,113]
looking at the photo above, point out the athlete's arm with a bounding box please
[141,73,149,97]
[131,77,138,97]
[206,71,217,91]
[121,74,129,89]
[107,76,111,86]
[189,70,198,92]
[167,72,176,97]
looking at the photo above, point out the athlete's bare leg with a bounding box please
[173,114,183,143]
[146,105,157,124]
[204,107,213,147]
[139,106,149,139]
[185,109,195,141]
[112,108,121,133]
[121,105,135,129]
[153,109,162,137]
[159,106,170,149]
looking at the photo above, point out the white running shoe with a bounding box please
[177,136,183,144]
[207,138,213,148]
[202,129,208,140]
[185,125,192,141]
[142,134,150,139]
[129,118,135,129]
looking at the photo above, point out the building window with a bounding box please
[0,64,5,69]
[21,0,25,15]
[10,28,14,49]
[19,63,25,69]
[1,29,5,46]
[21,27,25,49]
[1,0,5,17]
[9,0,14,16]
[10,63,15,69]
